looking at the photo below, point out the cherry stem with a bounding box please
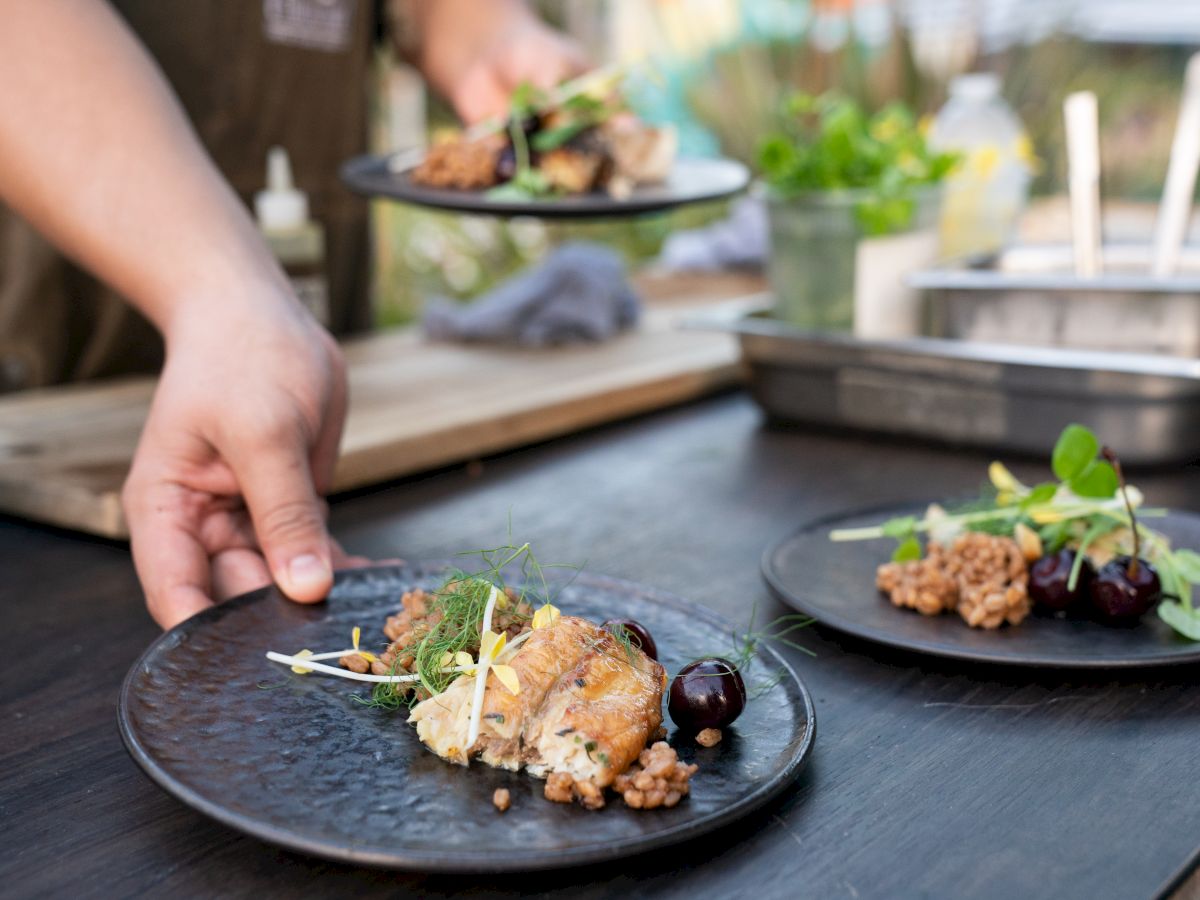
[1102,446,1140,577]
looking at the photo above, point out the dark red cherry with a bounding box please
[601,618,657,660]
[1029,549,1092,612]
[668,658,747,732]
[1089,556,1161,624]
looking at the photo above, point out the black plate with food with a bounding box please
[341,68,748,218]
[765,505,1200,669]
[119,561,815,872]
[763,425,1200,669]
[341,154,750,218]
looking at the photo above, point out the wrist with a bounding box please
[160,273,312,353]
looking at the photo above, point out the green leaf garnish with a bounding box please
[892,536,922,562]
[1069,460,1118,499]
[1158,600,1200,641]
[1021,483,1058,508]
[1171,549,1200,583]
[1052,424,1098,481]
[531,122,591,152]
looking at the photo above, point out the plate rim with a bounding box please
[339,154,751,218]
[118,563,817,872]
[762,502,1200,670]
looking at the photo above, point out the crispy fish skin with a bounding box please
[523,628,666,788]
[407,616,598,768]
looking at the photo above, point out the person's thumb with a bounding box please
[228,431,333,603]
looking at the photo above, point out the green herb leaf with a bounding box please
[881,515,917,539]
[1038,520,1069,553]
[531,122,590,152]
[508,82,545,119]
[1068,519,1120,591]
[757,91,957,235]
[1171,549,1200,583]
[1021,482,1058,508]
[1069,460,1118,499]
[1052,424,1098,481]
[1158,600,1200,641]
[892,536,922,562]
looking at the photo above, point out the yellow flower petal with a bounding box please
[492,665,521,695]
[439,651,454,668]
[357,651,377,663]
[532,603,561,629]
[1031,508,1064,524]
[454,651,475,674]
[480,629,506,661]
[352,626,362,651]
[989,461,1019,493]
[290,649,314,675]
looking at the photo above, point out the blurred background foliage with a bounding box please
[369,0,1196,326]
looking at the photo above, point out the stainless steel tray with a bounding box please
[913,244,1200,356]
[733,312,1200,464]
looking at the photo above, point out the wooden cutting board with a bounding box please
[0,274,765,539]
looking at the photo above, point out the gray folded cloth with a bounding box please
[423,242,640,346]
[654,194,768,272]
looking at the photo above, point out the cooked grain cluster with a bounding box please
[876,532,1031,629]
[543,771,606,810]
[613,742,698,810]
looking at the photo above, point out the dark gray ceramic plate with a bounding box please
[340,155,750,218]
[119,564,815,871]
[764,505,1200,669]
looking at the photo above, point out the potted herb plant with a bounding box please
[758,93,957,332]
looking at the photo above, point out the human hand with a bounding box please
[418,1,589,125]
[122,294,363,629]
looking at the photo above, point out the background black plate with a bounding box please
[763,505,1200,669]
[340,155,750,218]
[119,564,815,872]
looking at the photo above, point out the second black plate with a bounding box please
[340,155,750,218]
[120,564,815,871]
[763,505,1200,669]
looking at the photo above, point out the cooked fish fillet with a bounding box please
[522,628,666,787]
[407,616,598,768]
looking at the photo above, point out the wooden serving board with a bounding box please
[0,274,765,539]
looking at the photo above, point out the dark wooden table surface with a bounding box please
[4,393,1200,900]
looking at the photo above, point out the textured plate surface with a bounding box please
[340,155,750,218]
[764,505,1200,669]
[119,565,814,871]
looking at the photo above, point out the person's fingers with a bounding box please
[329,537,370,569]
[507,38,589,91]
[211,547,273,601]
[222,418,333,604]
[453,65,509,125]
[123,476,215,629]
[310,337,347,496]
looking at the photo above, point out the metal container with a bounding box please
[733,312,1200,465]
[914,244,1200,356]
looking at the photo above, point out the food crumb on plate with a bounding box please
[695,728,722,747]
[492,788,510,812]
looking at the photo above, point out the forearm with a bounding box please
[0,0,296,342]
